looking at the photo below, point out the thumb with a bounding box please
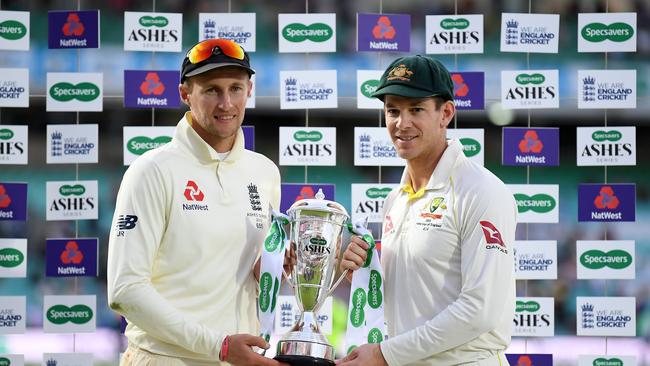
[244,334,270,349]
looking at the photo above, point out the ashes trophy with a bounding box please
[275,189,349,366]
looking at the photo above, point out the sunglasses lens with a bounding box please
[187,39,245,64]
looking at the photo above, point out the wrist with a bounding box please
[219,335,230,362]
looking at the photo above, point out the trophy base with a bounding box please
[274,355,334,366]
[275,339,335,366]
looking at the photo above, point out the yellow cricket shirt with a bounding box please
[379,140,517,365]
[107,113,280,363]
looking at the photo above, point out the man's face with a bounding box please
[179,66,252,150]
[384,95,455,162]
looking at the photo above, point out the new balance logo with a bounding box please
[117,215,138,230]
[183,180,204,201]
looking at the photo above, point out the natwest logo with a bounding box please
[0,184,11,208]
[184,180,204,201]
[372,16,395,39]
[519,130,543,153]
[60,241,83,264]
[594,186,619,209]
[140,72,165,95]
[62,13,85,36]
[182,180,208,212]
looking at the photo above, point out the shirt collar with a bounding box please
[174,111,245,163]
[400,139,466,196]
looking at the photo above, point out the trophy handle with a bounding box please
[313,268,349,314]
[282,267,296,288]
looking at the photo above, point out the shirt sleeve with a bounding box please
[380,181,517,365]
[106,157,223,359]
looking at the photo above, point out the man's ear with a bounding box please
[440,100,456,128]
[247,79,253,98]
[179,83,191,107]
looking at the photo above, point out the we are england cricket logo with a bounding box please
[426,15,483,54]
[0,68,29,108]
[354,127,403,166]
[280,70,337,109]
[0,296,25,334]
[513,241,557,280]
[502,71,558,109]
[199,13,255,50]
[0,10,29,51]
[577,297,635,336]
[501,13,559,53]
[578,70,636,109]
[47,124,98,164]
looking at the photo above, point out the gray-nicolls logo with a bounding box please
[247,183,262,211]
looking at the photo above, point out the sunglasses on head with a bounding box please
[186,39,245,64]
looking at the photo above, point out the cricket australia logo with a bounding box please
[583,76,596,102]
[581,302,595,329]
[248,183,262,211]
[505,19,519,45]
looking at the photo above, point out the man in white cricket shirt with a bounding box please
[107,39,288,366]
[338,55,517,366]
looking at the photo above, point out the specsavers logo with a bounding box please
[49,82,99,102]
[0,20,26,40]
[59,184,85,196]
[515,194,556,213]
[516,73,545,85]
[0,248,24,268]
[441,18,469,29]
[582,22,634,42]
[592,130,621,142]
[366,187,391,199]
[127,136,171,155]
[0,129,14,140]
[360,79,380,98]
[293,130,322,142]
[459,138,480,157]
[282,23,332,42]
[139,15,168,27]
[0,357,10,365]
[593,358,624,366]
[46,304,93,324]
[516,300,540,312]
[581,249,632,270]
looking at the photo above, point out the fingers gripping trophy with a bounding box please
[258,189,387,366]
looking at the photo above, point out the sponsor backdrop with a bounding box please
[0,2,645,365]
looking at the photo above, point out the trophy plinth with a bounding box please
[275,190,349,366]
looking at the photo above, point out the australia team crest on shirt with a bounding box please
[415,195,448,231]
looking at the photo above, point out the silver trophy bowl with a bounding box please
[275,189,349,366]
